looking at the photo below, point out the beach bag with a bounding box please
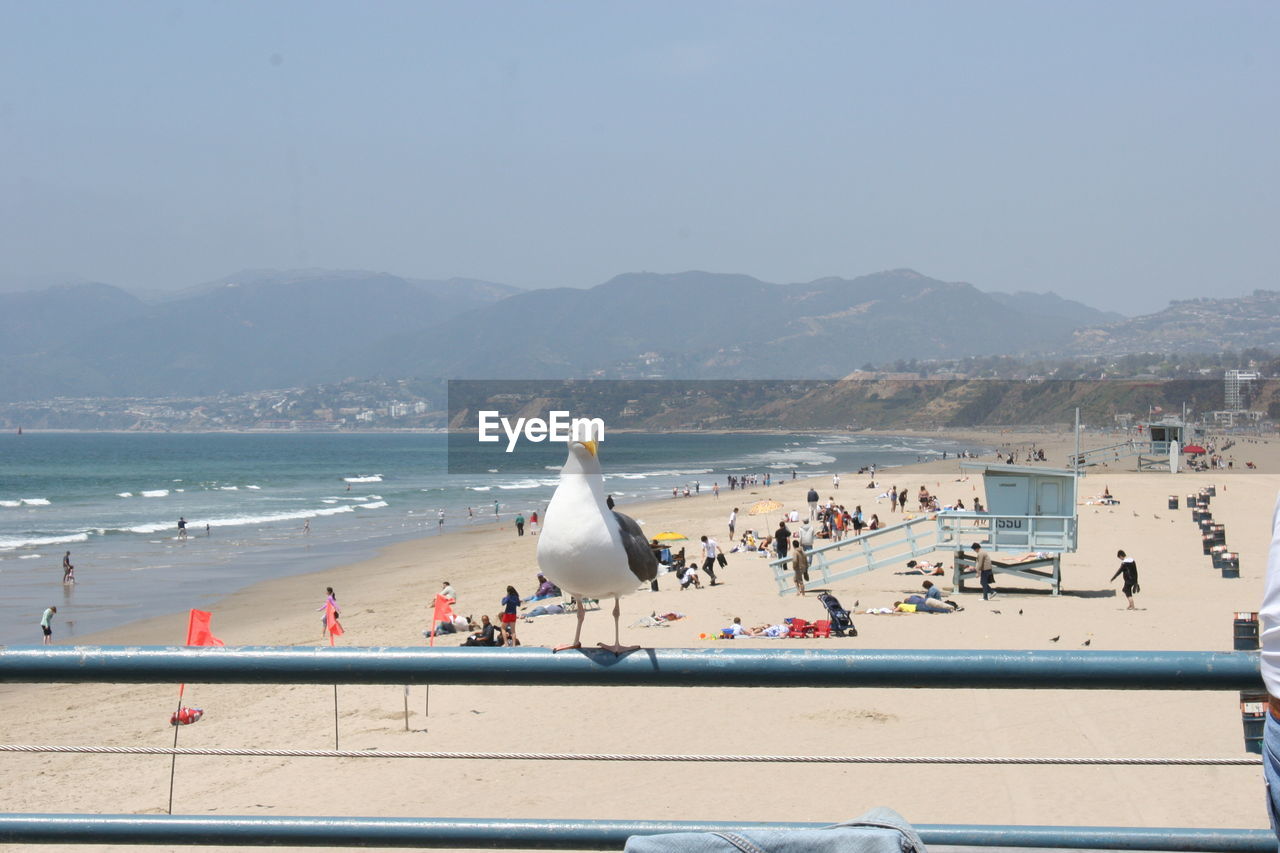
[624,807,926,853]
[717,553,728,568]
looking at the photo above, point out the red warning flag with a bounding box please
[325,601,344,646]
[185,609,224,647]
[428,592,455,647]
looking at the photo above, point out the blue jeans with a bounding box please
[1265,712,1280,842]
[980,570,994,600]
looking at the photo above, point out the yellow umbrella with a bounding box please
[748,499,782,515]
[652,531,688,542]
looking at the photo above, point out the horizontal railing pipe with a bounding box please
[0,814,1271,851]
[0,646,1261,690]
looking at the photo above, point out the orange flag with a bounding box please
[325,601,343,646]
[428,593,455,647]
[185,609,224,647]
[179,609,224,700]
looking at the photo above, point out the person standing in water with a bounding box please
[62,551,74,584]
[40,606,57,644]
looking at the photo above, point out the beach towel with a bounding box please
[624,806,926,853]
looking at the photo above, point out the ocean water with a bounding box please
[0,431,980,644]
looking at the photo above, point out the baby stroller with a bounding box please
[816,592,857,637]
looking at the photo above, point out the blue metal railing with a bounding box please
[0,646,1261,690]
[0,814,1271,851]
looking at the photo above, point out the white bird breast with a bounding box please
[537,473,634,598]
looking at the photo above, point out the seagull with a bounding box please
[1050,635,1060,642]
[1082,638,1092,647]
[1018,609,1023,615]
[537,439,658,654]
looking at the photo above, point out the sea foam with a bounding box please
[0,532,90,551]
[140,490,170,498]
[344,475,383,483]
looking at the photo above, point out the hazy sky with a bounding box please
[1,1,1276,314]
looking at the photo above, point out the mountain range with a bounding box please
[0,268,1270,403]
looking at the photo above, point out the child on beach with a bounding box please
[500,586,520,645]
[40,606,56,644]
[318,587,339,637]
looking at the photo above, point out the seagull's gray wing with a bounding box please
[612,510,658,583]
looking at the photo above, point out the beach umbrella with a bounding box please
[747,499,784,529]
[1183,445,1206,455]
[652,531,688,542]
[748,499,783,515]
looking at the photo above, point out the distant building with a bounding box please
[1225,370,1259,412]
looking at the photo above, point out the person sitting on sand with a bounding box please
[920,580,960,612]
[525,573,560,602]
[725,617,750,637]
[462,615,501,646]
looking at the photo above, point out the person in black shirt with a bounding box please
[1111,550,1140,610]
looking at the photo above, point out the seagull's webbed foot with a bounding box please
[597,642,641,656]
[552,642,583,653]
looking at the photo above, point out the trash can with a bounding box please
[1198,492,1212,508]
[1210,545,1227,567]
[1168,495,1179,510]
[1206,485,1217,497]
[1203,534,1216,555]
[1222,554,1240,579]
[1235,612,1260,649]
[1187,494,1199,509]
[1210,525,1227,545]
[1243,702,1266,754]
[1198,517,1214,533]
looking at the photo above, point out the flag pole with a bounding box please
[403,686,409,731]
[333,684,339,750]
[166,689,184,814]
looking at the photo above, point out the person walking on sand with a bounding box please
[318,587,339,638]
[791,540,809,596]
[529,510,539,535]
[700,535,721,586]
[62,551,74,584]
[728,507,738,539]
[515,512,526,536]
[774,521,790,561]
[1111,549,1140,609]
[973,542,996,601]
[40,606,56,644]
[807,486,820,522]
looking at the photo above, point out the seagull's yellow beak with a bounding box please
[581,440,598,457]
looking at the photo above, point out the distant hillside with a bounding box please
[365,269,1121,381]
[3,267,1278,404]
[1068,291,1280,356]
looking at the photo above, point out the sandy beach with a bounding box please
[1,427,1277,851]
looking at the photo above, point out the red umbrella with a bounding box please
[1182,445,1207,455]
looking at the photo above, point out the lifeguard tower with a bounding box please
[768,464,1078,596]
[1071,417,1200,474]
[944,463,1078,595]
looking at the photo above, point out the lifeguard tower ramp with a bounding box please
[769,465,1077,596]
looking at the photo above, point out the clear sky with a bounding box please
[1,1,1275,314]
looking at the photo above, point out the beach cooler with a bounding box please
[1168,495,1179,510]
[1242,702,1266,754]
